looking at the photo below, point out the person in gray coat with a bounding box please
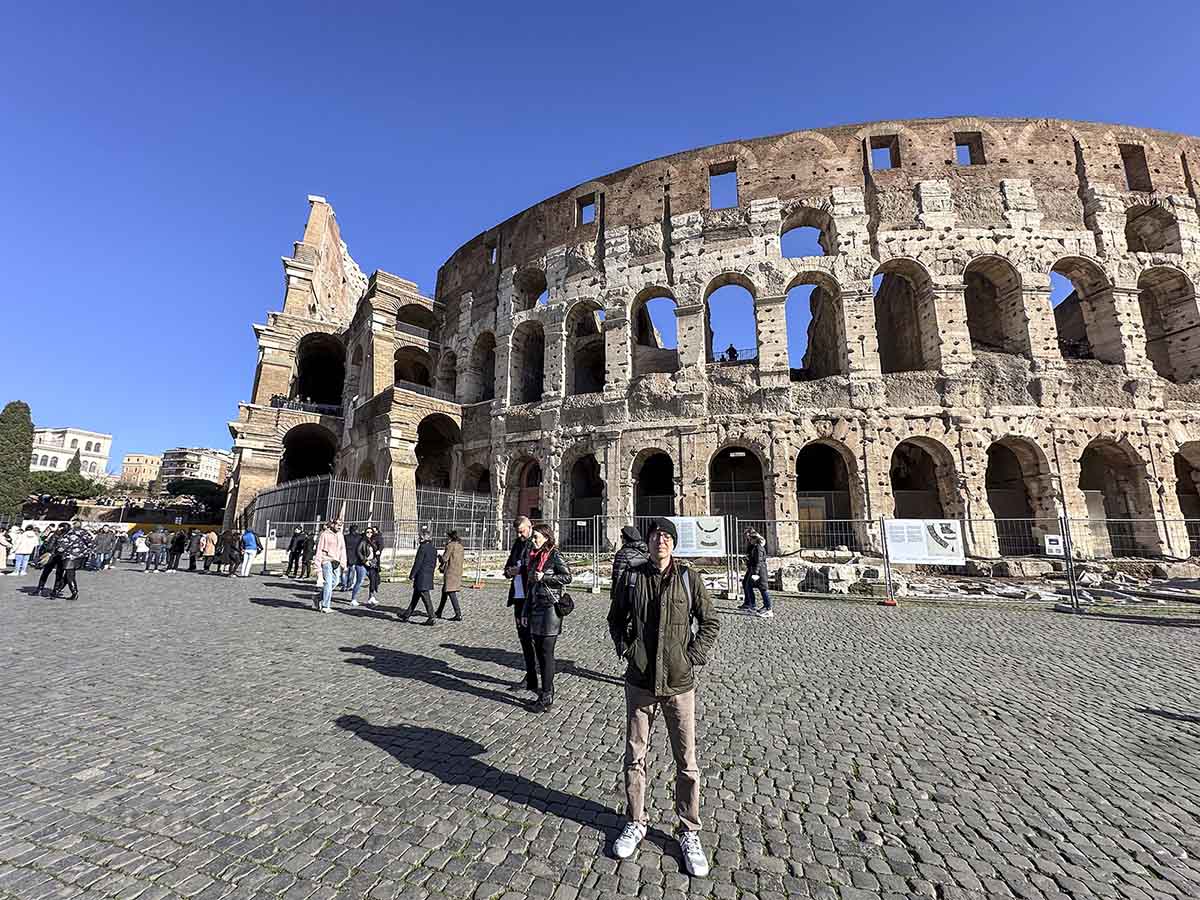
[400,528,437,625]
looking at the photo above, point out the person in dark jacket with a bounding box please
[350,526,383,606]
[503,516,537,693]
[740,528,772,616]
[611,525,649,598]
[55,523,97,600]
[167,530,187,573]
[400,528,437,625]
[519,524,573,712]
[340,525,360,591]
[606,517,721,877]
[36,523,71,596]
[187,530,202,571]
[145,527,169,572]
[300,528,316,579]
[286,527,309,578]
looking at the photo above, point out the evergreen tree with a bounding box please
[0,401,34,518]
[67,449,81,474]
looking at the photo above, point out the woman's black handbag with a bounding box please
[554,591,575,617]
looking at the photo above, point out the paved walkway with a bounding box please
[1,561,1198,900]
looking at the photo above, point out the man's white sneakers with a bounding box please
[613,822,646,859]
[677,831,710,877]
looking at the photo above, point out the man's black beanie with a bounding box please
[646,517,678,544]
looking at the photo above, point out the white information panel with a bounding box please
[884,519,966,565]
[667,516,728,557]
[1043,534,1065,557]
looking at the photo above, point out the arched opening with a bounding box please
[1137,267,1200,382]
[278,424,337,483]
[704,277,757,364]
[397,303,439,342]
[510,321,546,405]
[710,447,766,521]
[631,288,679,376]
[985,441,1040,555]
[1050,258,1120,364]
[394,346,434,389]
[795,441,856,549]
[466,332,497,403]
[1173,450,1200,556]
[1078,440,1159,557]
[504,458,542,521]
[873,260,937,373]
[414,414,462,490]
[357,460,377,483]
[786,274,844,380]
[565,302,606,396]
[1125,205,1183,254]
[435,351,459,400]
[780,207,833,258]
[964,257,1028,356]
[293,333,345,406]
[514,268,549,311]
[890,439,957,519]
[461,463,491,495]
[633,451,675,518]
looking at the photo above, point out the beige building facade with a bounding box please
[226,118,1200,559]
[159,448,233,489]
[120,454,162,488]
[31,427,112,477]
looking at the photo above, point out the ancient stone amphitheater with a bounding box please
[227,116,1200,560]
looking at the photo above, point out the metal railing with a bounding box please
[712,346,758,365]
[396,322,438,342]
[269,395,344,417]
[395,380,457,402]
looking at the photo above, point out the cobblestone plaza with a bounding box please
[1,568,1198,900]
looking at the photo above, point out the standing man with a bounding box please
[36,523,71,596]
[400,527,437,625]
[201,528,218,572]
[238,527,260,577]
[503,516,538,694]
[145,527,168,572]
[285,527,307,578]
[610,525,648,598]
[300,528,316,580]
[606,517,721,878]
[187,529,202,572]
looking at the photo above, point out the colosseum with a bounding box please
[226,116,1200,561]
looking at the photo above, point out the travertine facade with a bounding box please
[227,118,1200,558]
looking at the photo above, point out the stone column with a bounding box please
[755,294,790,388]
[929,285,974,374]
[603,303,631,393]
[542,313,566,402]
[674,301,706,369]
[368,310,397,398]
[1022,274,1066,368]
[678,426,708,516]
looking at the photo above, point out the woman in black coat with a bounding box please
[400,528,437,625]
[519,524,572,712]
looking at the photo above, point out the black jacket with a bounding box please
[611,539,649,598]
[745,538,768,579]
[525,547,573,637]
[504,535,532,609]
[287,532,308,554]
[409,540,437,590]
[356,534,380,568]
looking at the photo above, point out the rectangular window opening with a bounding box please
[576,194,596,226]
[954,131,986,166]
[1119,144,1153,192]
[709,162,738,209]
[870,135,901,171]
[485,241,497,265]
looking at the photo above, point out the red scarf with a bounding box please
[530,546,551,574]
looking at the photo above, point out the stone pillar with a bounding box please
[1087,285,1154,374]
[603,303,631,393]
[1022,274,1066,368]
[929,285,974,374]
[368,311,397,397]
[674,301,706,369]
[839,287,882,377]
[678,426,708,516]
[543,313,566,402]
[251,337,295,405]
[755,294,789,387]
[388,425,419,522]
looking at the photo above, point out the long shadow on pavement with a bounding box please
[336,715,624,848]
[341,644,531,710]
[1136,707,1200,725]
[1080,612,1200,628]
[440,642,624,687]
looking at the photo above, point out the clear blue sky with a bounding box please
[3,1,1197,471]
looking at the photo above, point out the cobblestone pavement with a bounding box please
[1,561,1198,900]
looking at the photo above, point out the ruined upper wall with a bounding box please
[434,117,1200,305]
[282,195,369,325]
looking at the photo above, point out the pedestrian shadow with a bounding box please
[440,642,624,687]
[250,596,313,612]
[336,716,624,846]
[340,644,530,709]
[1136,707,1200,725]
[1081,612,1200,628]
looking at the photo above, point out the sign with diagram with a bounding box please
[1043,534,1065,557]
[667,516,727,557]
[884,519,965,565]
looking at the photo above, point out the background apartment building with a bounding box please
[29,427,112,476]
[158,447,233,490]
[120,453,162,488]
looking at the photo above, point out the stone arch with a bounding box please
[709,445,767,521]
[278,423,338,484]
[465,332,497,403]
[461,463,491,495]
[703,273,758,364]
[396,303,438,341]
[394,346,434,388]
[630,286,679,376]
[293,333,345,406]
[890,437,960,519]
[564,300,606,396]
[503,456,543,522]
[1137,266,1200,382]
[1050,257,1121,363]
[1126,204,1183,254]
[1173,444,1200,555]
[1077,438,1159,557]
[510,320,546,405]
[414,413,462,490]
[963,255,1030,357]
[795,438,864,549]
[873,258,938,373]
[514,268,549,311]
[561,451,606,532]
[985,436,1057,555]
[780,206,834,258]
[784,270,845,379]
[435,350,459,399]
[632,448,676,519]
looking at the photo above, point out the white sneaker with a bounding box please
[613,822,646,859]
[677,831,710,878]
[350,598,359,607]
[757,609,774,619]
[368,597,378,606]
[321,607,331,614]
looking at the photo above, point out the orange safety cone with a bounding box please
[878,595,898,607]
